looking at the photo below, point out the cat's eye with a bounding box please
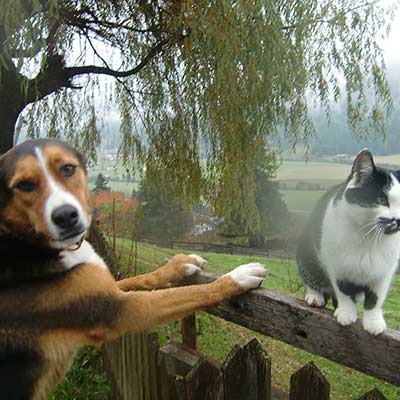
[376,196,389,207]
[15,180,36,192]
[60,164,77,177]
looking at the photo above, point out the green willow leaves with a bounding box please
[0,0,396,230]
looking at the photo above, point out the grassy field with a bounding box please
[88,180,138,196]
[277,157,400,215]
[374,154,400,166]
[277,160,350,182]
[281,189,325,214]
[97,239,399,400]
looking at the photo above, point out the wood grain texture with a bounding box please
[223,338,271,400]
[182,271,400,386]
[289,362,330,400]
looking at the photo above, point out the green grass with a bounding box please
[112,238,400,400]
[281,189,325,214]
[51,348,112,400]
[277,161,350,181]
[89,180,138,196]
[374,154,400,166]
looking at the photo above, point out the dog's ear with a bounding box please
[74,149,87,175]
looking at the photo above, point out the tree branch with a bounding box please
[64,38,169,79]
[24,38,170,105]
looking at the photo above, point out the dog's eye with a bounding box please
[16,181,36,192]
[60,164,76,177]
[377,196,389,207]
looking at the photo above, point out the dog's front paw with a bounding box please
[226,263,267,290]
[166,253,207,281]
[334,306,358,326]
[363,310,386,335]
[184,254,207,277]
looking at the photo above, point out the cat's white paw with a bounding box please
[363,310,387,335]
[334,306,358,326]
[305,289,325,307]
[226,263,267,290]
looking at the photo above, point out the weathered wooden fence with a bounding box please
[139,238,291,259]
[89,226,398,399]
[103,333,272,400]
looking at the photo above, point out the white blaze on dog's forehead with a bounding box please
[34,147,88,238]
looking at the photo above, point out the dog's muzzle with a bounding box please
[51,205,87,241]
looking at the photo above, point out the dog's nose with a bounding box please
[51,205,79,229]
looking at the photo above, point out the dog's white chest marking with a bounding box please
[60,240,108,270]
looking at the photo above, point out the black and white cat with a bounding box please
[297,149,400,335]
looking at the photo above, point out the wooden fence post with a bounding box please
[183,358,223,400]
[289,362,330,400]
[223,338,271,400]
[181,314,197,350]
[358,389,387,400]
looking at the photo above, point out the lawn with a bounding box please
[276,160,350,182]
[374,154,400,166]
[111,239,400,400]
[88,180,138,196]
[281,189,325,214]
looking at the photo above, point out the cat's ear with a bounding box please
[351,149,375,184]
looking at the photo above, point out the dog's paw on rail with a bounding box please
[226,263,267,290]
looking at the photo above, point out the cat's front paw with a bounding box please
[334,306,358,326]
[363,310,387,335]
[305,289,326,307]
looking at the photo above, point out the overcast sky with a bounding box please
[382,2,400,66]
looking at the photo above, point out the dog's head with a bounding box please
[0,139,91,249]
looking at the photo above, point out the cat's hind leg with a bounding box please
[305,286,327,307]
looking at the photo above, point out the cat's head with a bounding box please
[343,149,400,234]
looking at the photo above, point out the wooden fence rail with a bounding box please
[89,225,396,399]
[139,238,291,259]
[181,271,400,387]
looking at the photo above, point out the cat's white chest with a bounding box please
[320,200,400,283]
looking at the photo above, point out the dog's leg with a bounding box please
[106,263,266,340]
[117,254,207,291]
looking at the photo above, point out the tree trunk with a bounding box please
[0,61,25,154]
[0,107,19,154]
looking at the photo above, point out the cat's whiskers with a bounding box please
[359,222,379,244]
[372,222,386,246]
[358,221,377,235]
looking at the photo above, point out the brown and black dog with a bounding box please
[0,139,266,400]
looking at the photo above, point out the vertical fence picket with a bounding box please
[184,358,222,400]
[223,339,271,400]
[289,362,330,400]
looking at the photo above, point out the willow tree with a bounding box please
[0,0,395,231]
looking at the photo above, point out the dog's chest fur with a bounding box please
[0,236,120,399]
